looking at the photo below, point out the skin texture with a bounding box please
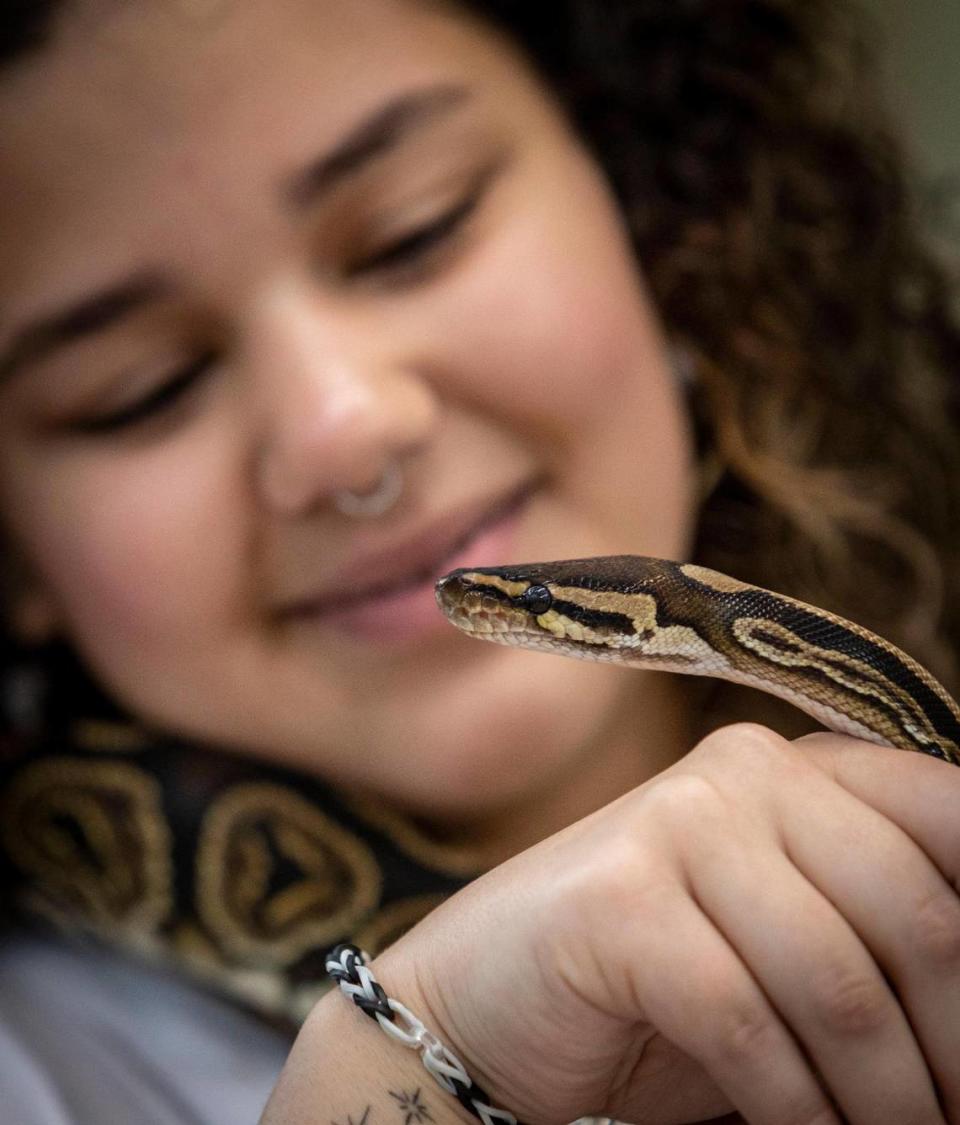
[6,5,960,1124]
[0,0,695,857]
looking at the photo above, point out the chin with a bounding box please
[371,670,622,816]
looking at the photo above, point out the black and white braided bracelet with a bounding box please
[325,944,522,1125]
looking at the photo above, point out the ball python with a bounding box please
[435,556,960,765]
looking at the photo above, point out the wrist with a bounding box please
[331,944,518,1125]
[261,982,477,1125]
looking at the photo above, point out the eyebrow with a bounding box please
[0,83,473,385]
[284,83,473,209]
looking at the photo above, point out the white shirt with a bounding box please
[0,932,290,1124]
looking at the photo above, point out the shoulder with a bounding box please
[0,931,291,1124]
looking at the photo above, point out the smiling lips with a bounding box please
[277,481,535,643]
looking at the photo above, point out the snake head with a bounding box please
[435,561,648,656]
[435,566,549,639]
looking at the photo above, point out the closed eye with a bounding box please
[71,352,216,435]
[350,188,483,276]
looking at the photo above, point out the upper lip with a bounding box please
[276,479,536,618]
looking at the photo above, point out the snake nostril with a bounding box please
[435,571,476,608]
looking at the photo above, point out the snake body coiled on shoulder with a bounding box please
[436,555,960,766]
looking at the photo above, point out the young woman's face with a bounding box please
[0,0,695,830]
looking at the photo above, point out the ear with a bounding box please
[8,585,63,645]
[2,551,65,647]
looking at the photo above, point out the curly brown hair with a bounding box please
[464,0,960,711]
[3,0,959,726]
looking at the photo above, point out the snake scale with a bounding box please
[436,555,960,766]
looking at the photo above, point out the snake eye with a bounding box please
[519,584,553,616]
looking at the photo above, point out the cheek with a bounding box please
[442,160,683,441]
[435,163,694,542]
[6,441,242,658]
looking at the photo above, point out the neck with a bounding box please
[410,670,697,868]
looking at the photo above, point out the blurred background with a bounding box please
[867,0,959,245]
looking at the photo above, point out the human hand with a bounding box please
[372,724,960,1124]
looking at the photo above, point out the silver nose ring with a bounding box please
[332,461,404,518]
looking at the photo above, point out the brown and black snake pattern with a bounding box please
[436,556,960,765]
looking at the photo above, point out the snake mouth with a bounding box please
[435,570,544,640]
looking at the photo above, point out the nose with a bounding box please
[251,286,439,515]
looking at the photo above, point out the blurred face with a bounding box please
[0,0,695,844]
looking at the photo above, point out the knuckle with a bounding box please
[563,824,674,920]
[809,965,890,1037]
[701,720,784,753]
[693,721,792,773]
[712,998,782,1066]
[639,771,727,828]
[910,890,960,967]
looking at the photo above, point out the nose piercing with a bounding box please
[332,461,404,518]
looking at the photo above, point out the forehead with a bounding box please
[2,0,474,132]
[0,0,518,315]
